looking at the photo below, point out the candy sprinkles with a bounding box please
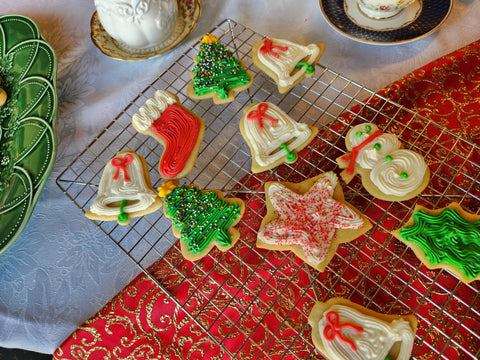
[192,34,251,99]
[165,185,242,254]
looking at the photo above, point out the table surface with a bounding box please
[1,0,479,354]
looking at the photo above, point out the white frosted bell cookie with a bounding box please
[252,37,325,93]
[239,102,318,173]
[159,181,245,262]
[336,123,430,201]
[85,150,162,225]
[132,90,205,180]
[256,172,372,271]
[308,297,417,360]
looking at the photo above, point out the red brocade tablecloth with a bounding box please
[53,40,480,360]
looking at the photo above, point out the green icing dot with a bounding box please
[365,125,372,132]
[400,172,408,179]
[374,143,381,150]
[385,155,393,162]
[355,131,363,137]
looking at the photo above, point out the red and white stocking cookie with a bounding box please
[132,90,205,180]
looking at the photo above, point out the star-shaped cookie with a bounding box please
[257,172,372,271]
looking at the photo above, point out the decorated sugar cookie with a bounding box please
[187,34,254,104]
[252,37,325,93]
[240,102,318,173]
[85,150,162,225]
[160,182,245,261]
[336,123,430,201]
[309,297,417,360]
[392,202,480,283]
[257,172,372,271]
[132,90,205,180]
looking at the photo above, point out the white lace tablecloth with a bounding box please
[1,0,479,354]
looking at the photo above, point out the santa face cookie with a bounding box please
[392,202,480,283]
[159,183,245,261]
[309,298,417,360]
[240,102,318,173]
[252,37,325,93]
[187,34,254,104]
[85,150,162,225]
[132,90,205,180]
[336,123,430,201]
[257,172,372,271]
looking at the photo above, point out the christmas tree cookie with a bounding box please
[187,34,254,104]
[239,102,318,173]
[252,37,325,93]
[85,150,163,225]
[392,202,480,283]
[159,182,245,261]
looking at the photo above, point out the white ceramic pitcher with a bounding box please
[94,0,178,49]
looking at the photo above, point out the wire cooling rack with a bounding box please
[57,19,480,360]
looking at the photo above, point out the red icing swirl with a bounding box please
[151,104,201,178]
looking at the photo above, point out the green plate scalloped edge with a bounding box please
[0,15,57,255]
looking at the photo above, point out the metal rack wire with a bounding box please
[57,19,480,360]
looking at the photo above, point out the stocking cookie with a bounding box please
[257,172,372,271]
[187,34,254,104]
[85,150,162,225]
[160,182,245,261]
[392,202,480,283]
[336,123,430,201]
[240,102,318,173]
[132,90,205,180]
[252,37,325,93]
[309,297,417,360]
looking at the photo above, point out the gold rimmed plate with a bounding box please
[319,0,452,44]
[91,0,201,61]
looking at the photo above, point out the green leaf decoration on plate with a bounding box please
[0,15,57,255]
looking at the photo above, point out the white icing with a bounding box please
[318,304,415,360]
[348,123,379,148]
[88,152,157,216]
[256,38,321,87]
[132,90,177,131]
[356,134,402,169]
[258,172,364,265]
[370,149,428,197]
[243,102,312,167]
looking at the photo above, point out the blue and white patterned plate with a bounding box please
[319,0,453,44]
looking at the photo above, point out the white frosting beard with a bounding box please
[243,102,312,167]
[348,123,427,197]
[132,90,177,131]
[318,304,415,360]
[257,38,320,87]
[89,152,157,216]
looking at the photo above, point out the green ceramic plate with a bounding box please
[0,15,57,254]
